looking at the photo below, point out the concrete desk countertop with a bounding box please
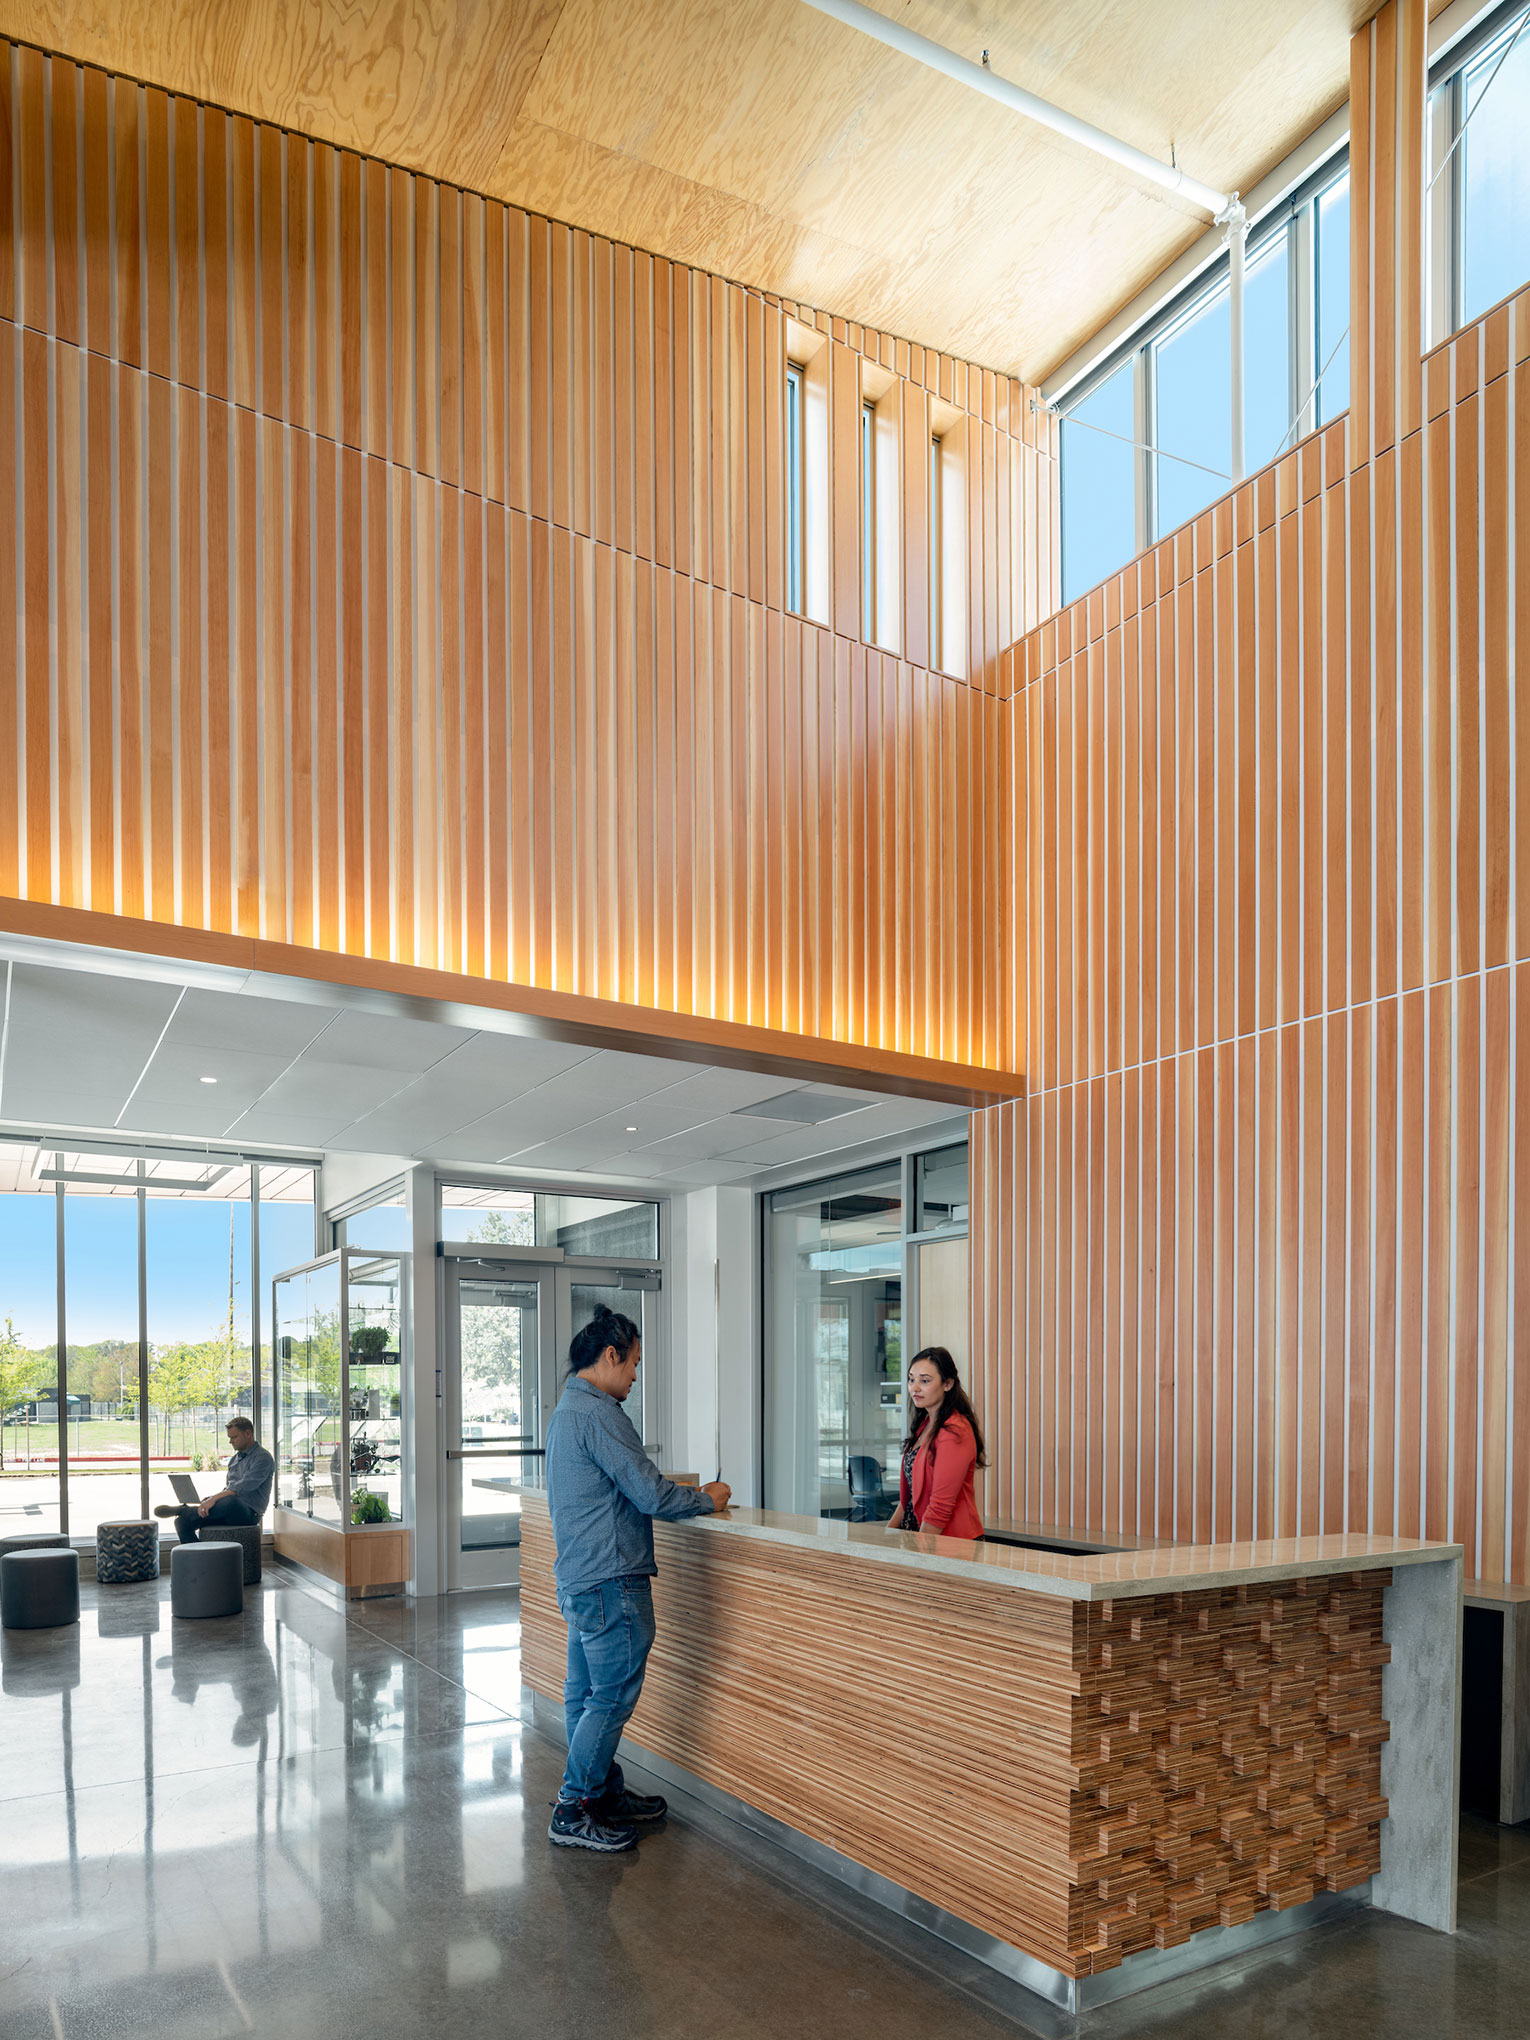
[681,1503,1459,1603]
[518,1490,1462,2013]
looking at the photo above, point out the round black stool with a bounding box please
[0,1532,70,1560]
[171,1540,244,1618]
[1,1547,81,1629]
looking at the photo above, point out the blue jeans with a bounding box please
[175,1495,259,1544]
[557,1575,656,1805]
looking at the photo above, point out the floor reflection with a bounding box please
[0,1570,531,2040]
[5,1571,1526,2040]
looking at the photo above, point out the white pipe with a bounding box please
[800,0,1231,217]
[1227,207,1247,481]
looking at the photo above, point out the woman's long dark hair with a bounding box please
[904,1346,987,1467]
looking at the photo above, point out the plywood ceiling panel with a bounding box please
[0,0,1380,379]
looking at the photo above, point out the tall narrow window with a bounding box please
[929,433,942,671]
[786,362,805,615]
[1461,8,1530,326]
[1429,2,1530,342]
[861,398,877,642]
[1060,358,1136,606]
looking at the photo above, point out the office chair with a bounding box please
[846,1455,889,1522]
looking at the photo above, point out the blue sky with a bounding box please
[1,1196,317,1349]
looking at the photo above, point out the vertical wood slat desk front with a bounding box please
[519,1496,1461,2011]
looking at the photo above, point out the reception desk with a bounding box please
[518,1497,1461,2011]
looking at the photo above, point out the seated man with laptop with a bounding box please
[154,1417,274,1544]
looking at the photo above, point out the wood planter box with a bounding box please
[273,1504,410,1598]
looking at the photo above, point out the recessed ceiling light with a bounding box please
[625,1125,638,1133]
[200,1076,218,1085]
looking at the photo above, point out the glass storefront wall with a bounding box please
[0,1142,315,1539]
[764,1162,904,1522]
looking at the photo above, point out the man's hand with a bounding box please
[701,1480,731,1512]
[197,1499,213,1518]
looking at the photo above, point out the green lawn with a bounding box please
[0,1417,234,1465]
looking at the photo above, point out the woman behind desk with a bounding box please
[888,1346,986,1539]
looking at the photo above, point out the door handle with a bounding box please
[446,1447,546,1461]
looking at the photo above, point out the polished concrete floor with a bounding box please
[0,1566,1526,2040]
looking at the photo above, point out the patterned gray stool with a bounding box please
[1,1548,81,1629]
[170,1540,244,1619]
[198,1519,261,1585]
[96,1520,161,1584]
[0,1532,69,1559]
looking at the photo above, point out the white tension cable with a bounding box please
[800,0,1250,480]
[799,0,1232,217]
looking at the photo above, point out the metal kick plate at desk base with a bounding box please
[519,1685,1370,2013]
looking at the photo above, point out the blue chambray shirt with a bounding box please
[225,1443,275,1517]
[545,1373,714,1597]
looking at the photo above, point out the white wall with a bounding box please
[406,1164,442,1595]
[668,1185,760,1505]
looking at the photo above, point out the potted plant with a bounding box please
[350,1487,390,1526]
[349,1324,390,1362]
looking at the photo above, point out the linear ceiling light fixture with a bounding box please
[799,0,1250,479]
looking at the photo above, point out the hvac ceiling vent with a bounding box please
[735,1090,868,1125]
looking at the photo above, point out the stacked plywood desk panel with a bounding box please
[519,1499,1461,2009]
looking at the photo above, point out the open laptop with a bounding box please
[168,1473,203,1506]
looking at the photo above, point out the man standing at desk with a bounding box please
[545,1305,730,1853]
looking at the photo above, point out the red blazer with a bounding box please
[900,1412,984,1539]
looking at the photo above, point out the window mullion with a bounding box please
[1291,208,1315,447]
[1135,345,1155,551]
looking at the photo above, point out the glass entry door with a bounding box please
[562,1266,657,1458]
[442,1254,661,1588]
[443,1261,557,1589]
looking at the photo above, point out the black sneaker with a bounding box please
[547,1798,638,1853]
[598,1787,667,1825]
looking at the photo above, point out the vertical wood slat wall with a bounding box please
[970,0,1530,1585]
[0,41,1057,1073]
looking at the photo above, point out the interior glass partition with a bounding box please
[763,1162,904,1521]
[273,1249,406,1527]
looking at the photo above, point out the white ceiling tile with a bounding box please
[415,1124,524,1165]
[0,1083,134,1129]
[229,1108,356,1146]
[628,1115,780,1162]
[163,989,341,1057]
[648,1159,762,1186]
[132,1043,297,1113]
[649,1068,815,1116]
[240,1058,413,1118]
[712,1124,876,1166]
[340,1035,610,1153]
[114,1098,249,1139]
[312,1009,478,1072]
[2,964,181,1121]
[424,1033,598,1090]
[527,1051,710,1108]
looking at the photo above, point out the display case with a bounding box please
[271,1249,410,1595]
